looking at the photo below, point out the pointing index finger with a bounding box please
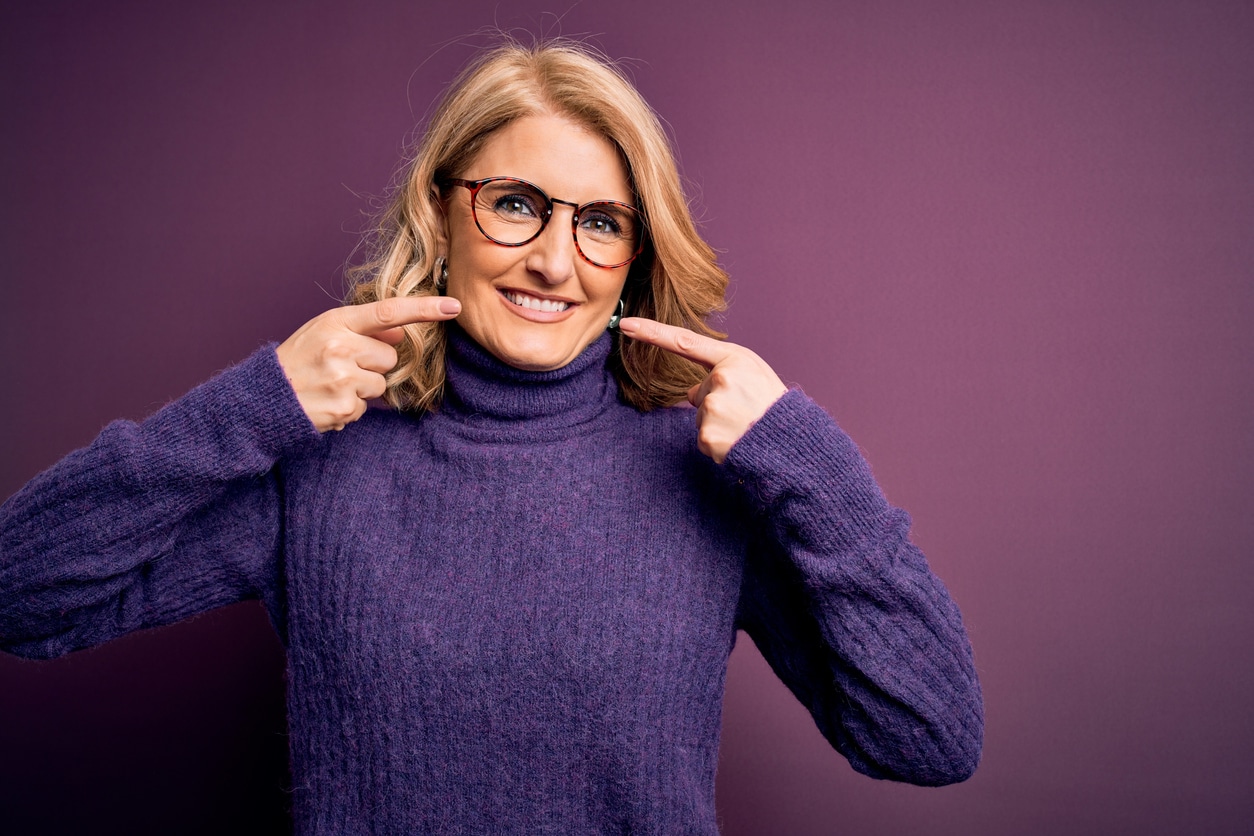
[340,296,461,337]
[617,317,734,369]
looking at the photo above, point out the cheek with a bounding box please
[447,236,515,293]
[600,271,631,306]
[582,262,630,299]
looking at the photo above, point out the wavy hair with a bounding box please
[348,39,728,412]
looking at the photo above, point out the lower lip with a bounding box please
[498,290,577,323]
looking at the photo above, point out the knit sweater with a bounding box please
[0,325,982,834]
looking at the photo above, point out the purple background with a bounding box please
[2,1,1252,833]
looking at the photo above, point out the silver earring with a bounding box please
[607,299,625,330]
[433,256,448,290]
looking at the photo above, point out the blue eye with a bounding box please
[475,180,549,225]
[494,193,540,218]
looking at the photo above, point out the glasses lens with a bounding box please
[469,178,642,267]
[576,203,641,268]
[473,180,547,245]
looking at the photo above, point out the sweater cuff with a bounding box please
[723,388,896,552]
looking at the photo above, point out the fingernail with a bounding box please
[439,298,461,315]
[617,317,637,333]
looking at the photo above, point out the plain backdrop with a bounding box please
[2,1,1252,834]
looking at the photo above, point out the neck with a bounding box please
[441,323,619,429]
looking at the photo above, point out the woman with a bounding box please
[0,41,982,833]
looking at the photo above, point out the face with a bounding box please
[439,113,635,371]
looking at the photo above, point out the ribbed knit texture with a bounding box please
[1,324,983,833]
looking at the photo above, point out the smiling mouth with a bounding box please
[501,290,572,313]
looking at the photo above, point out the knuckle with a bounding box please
[373,298,400,325]
[323,337,353,361]
[326,366,353,388]
[381,345,399,369]
[696,433,714,458]
[676,331,700,352]
[363,374,387,400]
[332,398,359,422]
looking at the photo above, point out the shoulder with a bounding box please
[615,401,745,495]
[329,405,421,448]
[615,400,699,452]
[282,405,422,472]
[626,399,698,432]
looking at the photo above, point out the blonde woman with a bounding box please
[0,41,982,833]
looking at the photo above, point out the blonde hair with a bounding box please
[349,39,728,412]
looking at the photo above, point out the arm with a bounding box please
[618,316,982,785]
[0,346,317,658]
[726,390,983,786]
[1,296,461,659]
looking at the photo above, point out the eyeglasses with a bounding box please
[441,176,644,269]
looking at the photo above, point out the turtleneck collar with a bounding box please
[440,322,620,432]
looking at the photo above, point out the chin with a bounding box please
[489,328,594,372]
[496,346,577,372]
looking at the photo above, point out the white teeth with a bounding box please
[503,291,570,312]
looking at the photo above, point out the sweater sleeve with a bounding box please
[724,388,983,786]
[0,345,320,659]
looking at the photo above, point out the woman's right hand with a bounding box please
[276,296,461,433]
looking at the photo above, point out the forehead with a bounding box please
[463,114,632,205]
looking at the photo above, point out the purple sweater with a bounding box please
[1,326,982,833]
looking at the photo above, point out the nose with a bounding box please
[524,204,579,286]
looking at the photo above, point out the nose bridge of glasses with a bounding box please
[533,200,578,254]
[546,196,580,230]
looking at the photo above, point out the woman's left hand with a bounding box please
[618,317,788,464]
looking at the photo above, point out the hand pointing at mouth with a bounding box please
[618,317,788,464]
[276,297,461,433]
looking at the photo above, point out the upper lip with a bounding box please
[499,287,580,305]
